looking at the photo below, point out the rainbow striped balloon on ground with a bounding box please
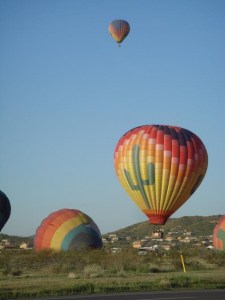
[34,209,103,251]
[114,125,208,225]
[213,216,225,251]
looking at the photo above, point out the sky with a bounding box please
[0,0,225,237]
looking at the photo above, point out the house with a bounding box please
[111,247,121,253]
[183,231,192,236]
[179,237,191,243]
[133,240,141,249]
[165,235,173,242]
[20,242,31,249]
[160,244,172,251]
[152,229,164,240]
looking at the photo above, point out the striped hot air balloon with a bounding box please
[213,216,225,251]
[114,125,208,225]
[0,191,11,232]
[109,19,130,45]
[34,209,103,251]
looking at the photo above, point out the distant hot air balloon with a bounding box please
[0,191,11,232]
[213,216,225,251]
[114,125,208,225]
[109,19,130,45]
[34,209,103,251]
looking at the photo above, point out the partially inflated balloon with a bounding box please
[114,125,208,225]
[213,216,225,251]
[34,209,103,251]
[0,191,11,232]
[109,19,130,44]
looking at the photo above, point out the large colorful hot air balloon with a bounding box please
[114,125,208,225]
[0,191,11,232]
[34,209,103,251]
[213,216,225,251]
[109,19,130,45]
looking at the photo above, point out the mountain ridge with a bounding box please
[105,215,223,238]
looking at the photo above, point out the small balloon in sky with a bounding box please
[213,216,225,251]
[34,208,103,251]
[114,124,208,225]
[109,19,130,45]
[0,190,11,232]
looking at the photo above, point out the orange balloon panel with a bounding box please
[114,125,208,225]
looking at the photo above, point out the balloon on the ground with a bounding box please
[34,209,103,251]
[213,216,225,250]
[109,19,130,44]
[114,125,208,225]
[0,191,11,232]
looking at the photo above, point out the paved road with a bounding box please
[33,290,225,300]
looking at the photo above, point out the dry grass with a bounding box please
[0,248,225,299]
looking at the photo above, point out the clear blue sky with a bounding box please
[1,0,225,236]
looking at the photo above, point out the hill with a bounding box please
[105,215,223,239]
[0,233,33,246]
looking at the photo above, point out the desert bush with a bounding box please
[135,263,149,274]
[149,265,160,273]
[11,269,22,276]
[1,269,10,275]
[185,258,208,271]
[83,264,104,278]
[68,272,79,279]
[169,275,191,288]
[204,250,225,267]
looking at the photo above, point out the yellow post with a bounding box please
[180,254,186,273]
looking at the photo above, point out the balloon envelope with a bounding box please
[34,209,103,251]
[114,125,208,225]
[109,19,130,44]
[0,191,11,232]
[213,216,225,251]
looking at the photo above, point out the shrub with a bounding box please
[83,264,104,278]
[185,258,206,271]
[11,270,22,276]
[2,269,10,275]
[68,272,79,279]
[169,275,191,288]
[149,266,160,273]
